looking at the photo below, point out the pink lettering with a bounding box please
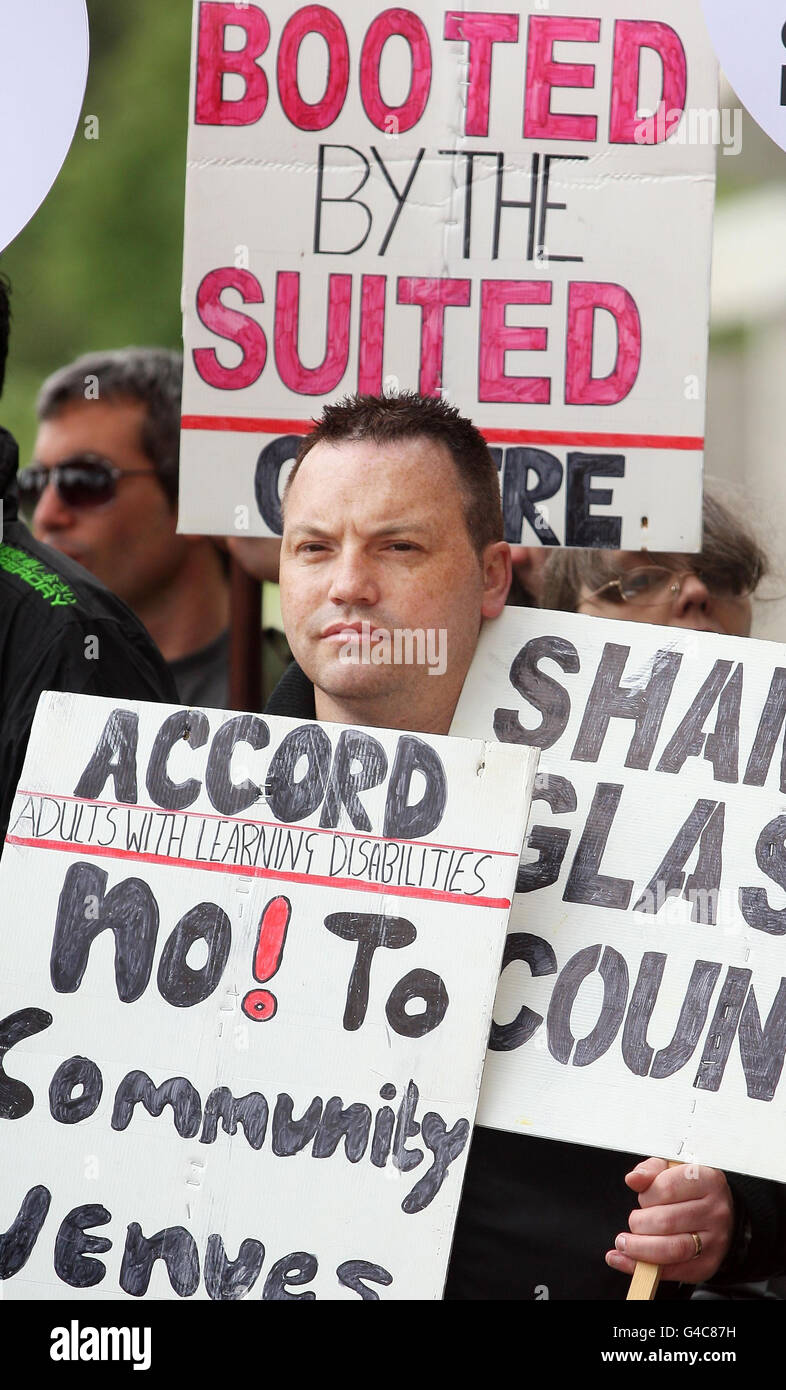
[193,268,267,390]
[357,276,387,394]
[523,15,600,143]
[609,20,687,144]
[565,282,641,406]
[195,2,270,127]
[277,5,349,132]
[397,277,471,395]
[360,9,432,134]
[479,280,551,404]
[274,271,352,394]
[444,11,519,138]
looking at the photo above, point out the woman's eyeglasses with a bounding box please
[584,565,753,607]
[17,454,158,511]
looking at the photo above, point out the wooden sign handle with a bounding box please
[626,1161,682,1301]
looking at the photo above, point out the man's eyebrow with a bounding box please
[287,523,333,539]
[287,521,433,539]
[367,521,432,538]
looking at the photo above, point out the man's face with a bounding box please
[30,398,186,607]
[280,435,510,732]
[576,552,753,637]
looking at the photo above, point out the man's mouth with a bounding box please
[320,621,386,640]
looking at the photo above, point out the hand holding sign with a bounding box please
[608,1158,735,1286]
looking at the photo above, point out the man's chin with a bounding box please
[307,657,411,705]
[41,539,91,568]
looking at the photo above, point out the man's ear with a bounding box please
[481,540,512,619]
[509,544,550,605]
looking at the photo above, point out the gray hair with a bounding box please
[36,348,182,505]
[541,487,768,612]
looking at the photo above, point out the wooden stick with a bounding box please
[626,1259,662,1301]
[627,1161,682,1302]
[229,561,262,712]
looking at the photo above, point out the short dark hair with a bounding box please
[541,488,768,611]
[0,273,11,398]
[286,391,503,555]
[36,348,182,505]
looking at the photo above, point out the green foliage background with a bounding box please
[1,0,192,466]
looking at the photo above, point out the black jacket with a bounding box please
[0,428,177,844]
[266,659,786,1299]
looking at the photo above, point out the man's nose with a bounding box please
[32,472,73,534]
[327,548,380,607]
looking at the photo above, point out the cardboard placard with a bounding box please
[0,694,536,1300]
[453,608,786,1180]
[180,1,717,550]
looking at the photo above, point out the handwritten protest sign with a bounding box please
[0,694,535,1300]
[453,609,786,1181]
[180,1,717,550]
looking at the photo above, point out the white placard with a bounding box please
[0,1,89,252]
[180,1,717,550]
[702,0,786,154]
[453,608,786,1180]
[0,693,535,1301]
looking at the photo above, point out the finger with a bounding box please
[605,1248,715,1285]
[612,1230,705,1268]
[636,1164,723,1209]
[628,1198,711,1236]
[624,1157,668,1192]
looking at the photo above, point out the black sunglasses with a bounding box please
[18,453,158,511]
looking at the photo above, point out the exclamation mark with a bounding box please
[242,896,291,1022]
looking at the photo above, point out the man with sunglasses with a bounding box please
[26,349,289,709]
[0,283,177,847]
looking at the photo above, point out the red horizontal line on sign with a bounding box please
[481,429,704,451]
[5,836,511,910]
[181,415,705,452]
[13,790,517,859]
[182,415,313,435]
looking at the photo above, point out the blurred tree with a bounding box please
[1,0,192,463]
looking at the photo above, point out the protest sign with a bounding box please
[180,1,717,550]
[702,1,786,154]
[453,608,786,1181]
[0,1,89,252]
[0,693,535,1300]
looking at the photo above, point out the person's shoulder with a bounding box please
[264,661,316,719]
[1,522,132,623]
[0,523,178,704]
[0,528,85,620]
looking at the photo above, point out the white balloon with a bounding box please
[0,0,89,252]
[702,0,786,154]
